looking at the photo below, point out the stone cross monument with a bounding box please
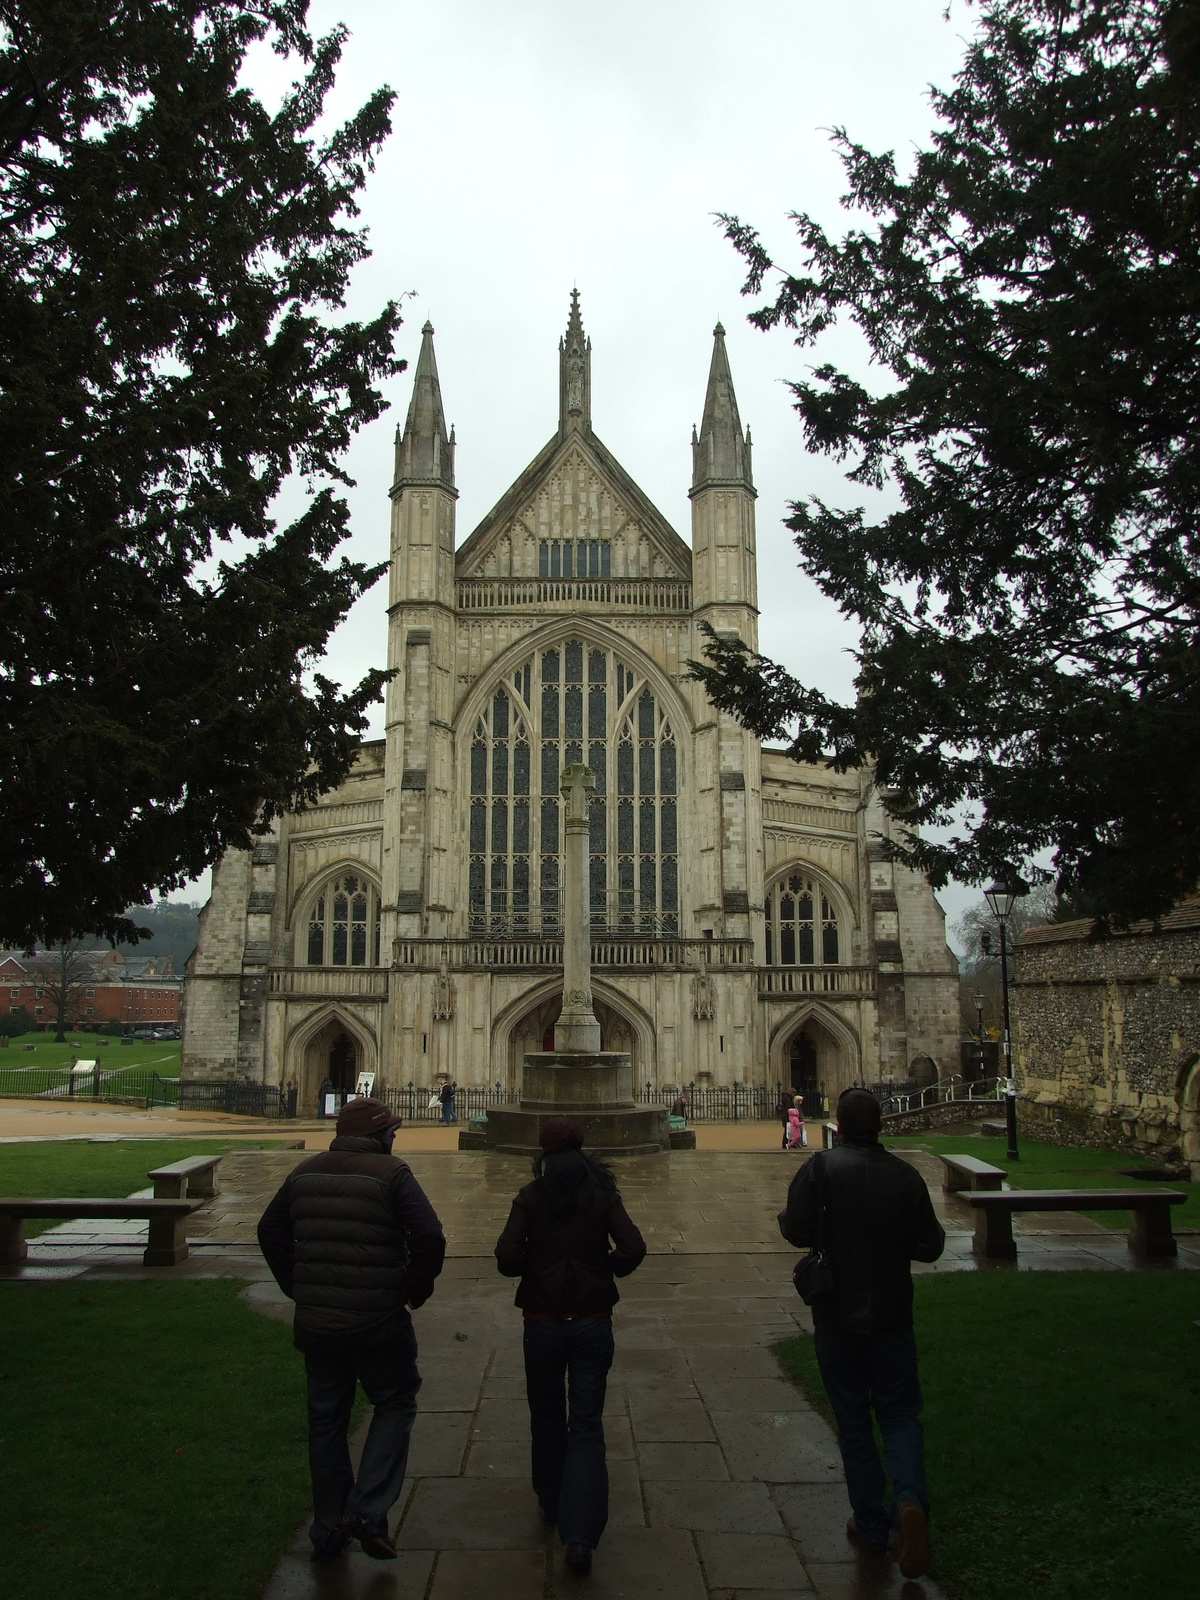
[554,763,601,1054]
[479,761,670,1155]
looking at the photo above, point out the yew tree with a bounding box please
[0,0,401,947]
[694,0,1200,925]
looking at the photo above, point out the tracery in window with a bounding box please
[469,640,678,934]
[306,873,382,966]
[764,874,840,965]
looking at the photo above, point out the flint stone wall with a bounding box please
[1011,909,1200,1164]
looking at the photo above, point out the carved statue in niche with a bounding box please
[566,349,584,414]
[432,961,454,1021]
[692,971,716,1021]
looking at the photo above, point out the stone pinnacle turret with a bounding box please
[559,288,592,435]
[393,321,455,491]
[690,322,754,494]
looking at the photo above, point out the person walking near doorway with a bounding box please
[778,1087,944,1579]
[438,1076,457,1124]
[777,1086,794,1150]
[257,1097,446,1562]
[494,1116,646,1575]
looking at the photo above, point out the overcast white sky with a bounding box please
[179,0,984,944]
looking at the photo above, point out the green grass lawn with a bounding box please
[0,1138,283,1235]
[887,1131,1200,1230]
[0,1035,182,1074]
[777,1273,1200,1600]
[0,1280,314,1600]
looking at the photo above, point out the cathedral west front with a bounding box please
[182,296,959,1112]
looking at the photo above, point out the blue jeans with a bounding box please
[440,1099,456,1123]
[813,1324,928,1549]
[523,1316,614,1549]
[303,1315,422,1549]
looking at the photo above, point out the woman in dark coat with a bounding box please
[494,1116,646,1574]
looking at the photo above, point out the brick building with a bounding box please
[0,951,182,1032]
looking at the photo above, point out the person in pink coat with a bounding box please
[787,1105,808,1149]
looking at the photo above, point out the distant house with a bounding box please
[0,950,183,1031]
[1012,900,1200,1174]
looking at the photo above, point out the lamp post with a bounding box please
[973,991,985,1087]
[983,882,1025,1161]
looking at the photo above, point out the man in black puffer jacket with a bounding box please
[495,1115,646,1576]
[258,1097,445,1562]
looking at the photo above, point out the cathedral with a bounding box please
[182,295,959,1112]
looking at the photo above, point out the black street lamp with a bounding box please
[983,881,1025,1160]
[972,990,985,1085]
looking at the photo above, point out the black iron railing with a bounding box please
[377,1084,510,1123]
[0,1065,181,1107]
[633,1084,795,1121]
[177,1080,287,1117]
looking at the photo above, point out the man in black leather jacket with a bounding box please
[779,1088,944,1580]
[258,1096,445,1562]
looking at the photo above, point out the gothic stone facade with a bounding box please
[1013,903,1200,1174]
[183,298,959,1112]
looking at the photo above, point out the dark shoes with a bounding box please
[896,1498,930,1580]
[845,1515,888,1555]
[311,1528,351,1562]
[344,1516,398,1561]
[564,1543,593,1573]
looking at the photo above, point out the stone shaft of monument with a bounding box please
[554,761,602,1054]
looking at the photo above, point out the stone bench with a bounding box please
[147,1153,223,1200]
[0,1197,205,1268]
[939,1153,1007,1193]
[965,1188,1186,1260]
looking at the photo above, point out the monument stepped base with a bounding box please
[483,1103,670,1156]
[479,1049,670,1156]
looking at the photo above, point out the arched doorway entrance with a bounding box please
[775,1009,858,1114]
[910,1054,938,1089]
[294,1014,368,1115]
[789,1032,822,1118]
[328,1032,357,1098]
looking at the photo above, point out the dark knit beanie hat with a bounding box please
[336,1096,402,1137]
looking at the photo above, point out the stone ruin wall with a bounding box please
[1012,926,1200,1160]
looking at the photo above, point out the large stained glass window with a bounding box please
[764,874,840,966]
[469,640,678,934]
[306,873,382,966]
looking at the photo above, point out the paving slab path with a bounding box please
[252,1248,944,1600]
[9,1145,1199,1595]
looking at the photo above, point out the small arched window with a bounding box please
[306,873,382,967]
[765,873,839,966]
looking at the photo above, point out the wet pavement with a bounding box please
[6,1145,1198,1597]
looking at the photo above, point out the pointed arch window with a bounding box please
[469,640,679,934]
[764,874,840,966]
[306,873,382,967]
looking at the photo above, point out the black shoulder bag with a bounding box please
[791,1153,836,1306]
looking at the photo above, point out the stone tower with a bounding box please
[384,322,457,952]
[689,325,766,959]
